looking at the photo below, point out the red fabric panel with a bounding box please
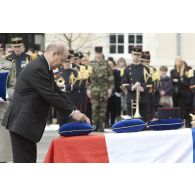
[43,134,109,163]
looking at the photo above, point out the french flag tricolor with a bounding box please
[44,128,195,163]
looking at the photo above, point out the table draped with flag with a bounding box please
[44,128,195,163]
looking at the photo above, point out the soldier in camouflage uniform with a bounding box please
[87,46,114,132]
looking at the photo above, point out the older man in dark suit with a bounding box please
[2,43,90,163]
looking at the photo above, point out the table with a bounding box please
[44,133,109,163]
[44,128,195,163]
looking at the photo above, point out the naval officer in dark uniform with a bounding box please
[6,37,32,79]
[121,46,150,122]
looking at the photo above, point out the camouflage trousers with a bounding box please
[91,87,108,132]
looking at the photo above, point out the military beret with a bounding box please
[95,46,103,53]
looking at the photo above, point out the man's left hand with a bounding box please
[71,110,90,124]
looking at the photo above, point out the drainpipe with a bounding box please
[176,33,181,56]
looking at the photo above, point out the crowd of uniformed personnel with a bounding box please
[1,37,195,134]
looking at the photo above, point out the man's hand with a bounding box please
[173,79,178,82]
[138,86,144,92]
[71,110,91,124]
[0,98,5,103]
[107,88,113,98]
[160,90,165,96]
[87,89,91,98]
[122,83,129,88]
[132,82,141,91]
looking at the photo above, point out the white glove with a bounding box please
[0,97,5,102]
[132,82,141,91]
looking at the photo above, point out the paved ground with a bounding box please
[37,125,59,163]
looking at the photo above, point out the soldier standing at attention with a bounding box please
[141,51,160,120]
[121,46,150,122]
[6,37,32,79]
[87,46,114,132]
[55,55,79,125]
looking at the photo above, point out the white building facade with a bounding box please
[44,33,195,70]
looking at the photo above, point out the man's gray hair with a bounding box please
[45,42,66,55]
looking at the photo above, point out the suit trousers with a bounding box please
[9,131,37,163]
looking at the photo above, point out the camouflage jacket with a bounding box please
[88,59,114,90]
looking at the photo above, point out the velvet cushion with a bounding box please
[112,119,146,133]
[148,118,184,130]
[0,71,9,101]
[58,122,95,136]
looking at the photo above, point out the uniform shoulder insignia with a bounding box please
[143,64,150,73]
[149,65,156,71]
[0,59,13,70]
[188,69,194,78]
[70,67,75,71]
[6,54,14,62]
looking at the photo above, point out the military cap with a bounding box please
[74,53,79,59]
[64,55,73,62]
[141,51,150,62]
[69,50,74,55]
[78,52,84,59]
[108,57,114,61]
[11,37,23,46]
[131,46,142,54]
[95,46,103,53]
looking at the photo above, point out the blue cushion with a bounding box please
[148,118,185,131]
[0,72,9,100]
[112,119,146,133]
[58,122,95,136]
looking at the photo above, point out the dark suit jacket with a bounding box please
[2,55,77,142]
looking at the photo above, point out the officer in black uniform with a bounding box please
[141,51,160,120]
[78,52,88,114]
[189,69,195,114]
[179,65,193,127]
[121,46,150,122]
[57,55,79,125]
[6,37,32,79]
[70,52,81,71]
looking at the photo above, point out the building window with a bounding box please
[128,33,143,53]
[109,34,124,54]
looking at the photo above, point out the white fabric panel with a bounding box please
[105,128,193,163]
